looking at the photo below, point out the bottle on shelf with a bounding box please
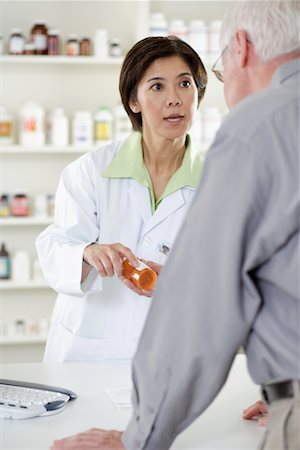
[169,19,188,42]
[0,32,3,55]
[94,29,108,58]
[94,106,113,144]
[72,111,93,147]
[114,103,132,141]
[66,34,79,56]
[0,243,11,280]
[12,250,31,281]
[203,107,222,147]
[188,20,208,59]
[31,20,48,55]
[0,105,13,145]
[24,43,35,55]
[149,12,168,37]
[47,107,69,146]
[47,29,60,55]
[0,194,10,217]
[122,259,157,291]
[79,37,92,56]
[8,28,25,55]
[11,192,30,217]
[33,194,48,217]
[19,101,45,146]
[109,38,121,57]
[209,20,222,59]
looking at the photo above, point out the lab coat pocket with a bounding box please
[59,324,109,362]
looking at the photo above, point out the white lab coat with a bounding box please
[36,139,198,362]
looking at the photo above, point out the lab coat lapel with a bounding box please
[143,189,185,235]
[128,182,152,223]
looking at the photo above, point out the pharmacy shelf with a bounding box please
[1,145,98,154]
[0,55,124,65]
[0,280,49,289]
[0,335,47,345]
[0,217,53,226]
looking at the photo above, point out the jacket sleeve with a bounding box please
[122,134,271,450]
[36,155,102,296]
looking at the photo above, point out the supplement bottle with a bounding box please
[0,106,13,145]
[11,192,29,216]
[0,194,10,217]
[79,37,91,56]
[47,29,60,55]
[94,29,108,58]
[114,103,132,141]
[19,101,45,146]
[0,243,11,280]
[12,250,31,281]
[48,107,69,146]
[31,20,48,55]
[24,43,35,55]
[94,106,113,143]
[9,28,25,55]
[188,20,208,58]
[149,13,168,37]
[169,19,188,42]
[122,259,157,291]
[67,34,79,56]
[109,38,121,57]
[209,20,222,59]
[72,111,93,147]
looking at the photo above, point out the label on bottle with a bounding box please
[23,118,37,132]
[134,260,152,272]
[33,34,47,51]
[9,35,24,53]
[95,122,110,140]
[0,121,12,138]
[0,256,10,278]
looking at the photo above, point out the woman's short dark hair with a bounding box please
[119,36,207,132]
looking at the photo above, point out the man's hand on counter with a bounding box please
[51,429,125,450]
[243,400,268,426]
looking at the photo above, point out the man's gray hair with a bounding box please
[220,0,300,63]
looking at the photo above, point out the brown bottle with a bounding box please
[31,20,48,55]
[122,259,157,291]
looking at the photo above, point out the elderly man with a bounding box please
[51,1,300,449]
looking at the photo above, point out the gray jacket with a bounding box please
[123,58,300,450]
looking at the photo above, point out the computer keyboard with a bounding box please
[0,379,77,420]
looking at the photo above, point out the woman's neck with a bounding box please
[141,133,187,200]
[142,134,187,175]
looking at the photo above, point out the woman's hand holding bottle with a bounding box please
[83,243,138,277]
[119,259,162,297]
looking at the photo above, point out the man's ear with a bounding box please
[234,30,249,68]
[129,99,140,114]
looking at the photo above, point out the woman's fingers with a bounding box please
[83,243,137,277]
[118,275,153,297]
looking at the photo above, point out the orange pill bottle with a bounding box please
[122,259,157,290]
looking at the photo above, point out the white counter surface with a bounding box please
[0,355,264,449]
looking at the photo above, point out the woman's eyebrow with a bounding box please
[146,72,192,83]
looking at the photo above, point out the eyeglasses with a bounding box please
[211,45,228,83]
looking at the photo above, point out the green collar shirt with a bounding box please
[103,131,202,214]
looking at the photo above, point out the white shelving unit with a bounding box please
[1,0,228,363]
[0,216,54,226]
[0,55,124,65]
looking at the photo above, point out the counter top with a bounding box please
[0,355,263,449]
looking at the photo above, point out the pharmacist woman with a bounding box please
[36,36,207,362]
